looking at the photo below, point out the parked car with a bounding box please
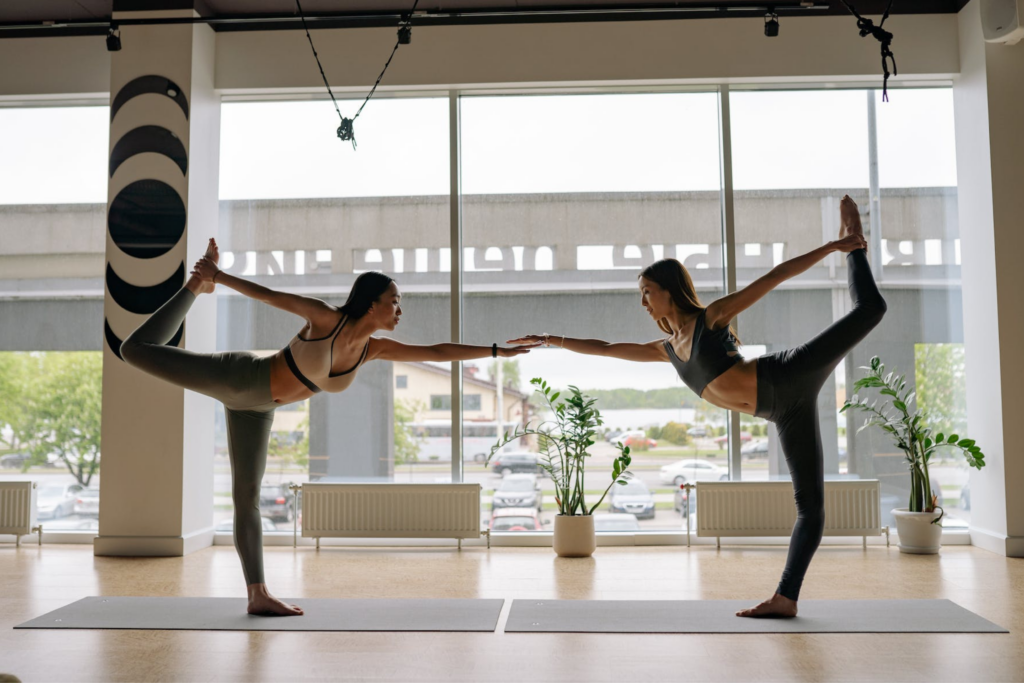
[960,481,971,511]
[659,459,729,486]
[215,517,278,533]
[604,429,624,443]
[686,426,708,438]
[490,452,543,476]
[489,507,544,532]
[0,453,31,469]
[259,484,295,523]
[713,432,752,449]
[491,474,543,512]
[593,513,641,532]
[608,479,655,520]
[73,488,100,517]
[672,482,691,514]
[741,440,769,457]
[618,431,658,449]
[36,482,84,520]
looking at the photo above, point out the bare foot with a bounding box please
[186,239,220,295]
[247,584,304,617]
[839,195,864,240]
[205,237,220,266]
[735,593,798,618]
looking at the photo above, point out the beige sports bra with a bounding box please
[281,315,369,394]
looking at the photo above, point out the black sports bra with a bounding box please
[664,309,741,398]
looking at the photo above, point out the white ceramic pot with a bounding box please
[553,514,596,558]
[892,508,943,554]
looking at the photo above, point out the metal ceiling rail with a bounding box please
[1,3,830,35]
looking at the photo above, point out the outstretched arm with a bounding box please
[368,337,541,363]
[505,335,670,363]
[192,256,337,329]
[704,234,866,331]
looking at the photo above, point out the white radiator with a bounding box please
[692,480,888,547]
[0,481,42,547]
[296,483,484,548]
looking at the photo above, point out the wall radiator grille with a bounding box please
[0,482,39,546]
[695,480,883,539]
[300,483,481,541]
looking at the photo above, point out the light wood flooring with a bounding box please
[1,542,1021,682]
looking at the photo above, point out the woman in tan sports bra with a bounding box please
[120,238,538,617]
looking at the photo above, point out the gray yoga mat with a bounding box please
[15,596,504,632]
[504,599,1008,634]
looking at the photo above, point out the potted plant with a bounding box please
[841,356,985,554]
[489,378,633,557]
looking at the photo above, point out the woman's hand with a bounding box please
[190,255,220,282]
[506,334,554,347]
[499,341,543,358]
[831,234,868,253]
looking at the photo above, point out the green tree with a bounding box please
[21,352,102,486]
[268,414,309,473]
[487,358,522,392]
[394,399,424,465]
[914,343,968,438]
[0,352,29,453]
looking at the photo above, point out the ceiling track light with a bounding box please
[764,8,780,37]
[106,22,121,51]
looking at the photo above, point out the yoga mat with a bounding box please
[504,599,1008,634]
[15,597,504,632]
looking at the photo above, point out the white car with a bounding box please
[36,482,85,519]
[659,459,729,486]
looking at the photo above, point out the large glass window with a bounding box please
[216,96,451,532]
[0,106,108,533]
[729,89,870,485]
[460,92,726,532]
[727,87,966,531]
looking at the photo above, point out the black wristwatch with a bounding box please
[492,343,498,358]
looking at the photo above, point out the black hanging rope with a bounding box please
[838,0,898,102]
[295,0,420,148]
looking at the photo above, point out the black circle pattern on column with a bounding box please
[108,179,186,259]
[106,262,186,314]
[105,318,183,362]
[109,126,188,178]
[105,74,190,362]
[110,75,189,122]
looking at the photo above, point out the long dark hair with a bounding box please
[639,258,739,341]
[340,271,394,319]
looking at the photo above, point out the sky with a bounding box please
[0,88,957,205]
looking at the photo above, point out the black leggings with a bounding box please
[120,288,278,586]
[754,249,886,601]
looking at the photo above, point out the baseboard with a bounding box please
[969,526,1024,557]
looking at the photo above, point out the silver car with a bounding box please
[73,488,100,517]
[37,483,84,520]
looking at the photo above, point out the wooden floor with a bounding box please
[1,542,1021,683]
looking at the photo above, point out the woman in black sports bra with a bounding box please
[510,196,885,619]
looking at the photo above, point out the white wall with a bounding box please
[1,14,959,99]
[954,0,1024,557]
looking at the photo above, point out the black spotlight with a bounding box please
[106,23,121,51]
[764,11,780,38]
[397,24,412,45]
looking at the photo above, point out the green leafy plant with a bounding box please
[489,378,632,516]
[841,356,985,524]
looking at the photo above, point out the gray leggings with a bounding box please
[120,287,277,586]
[754,249,886,601]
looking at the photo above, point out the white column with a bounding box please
[954,1,1024,557]
[96,10,220,557]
